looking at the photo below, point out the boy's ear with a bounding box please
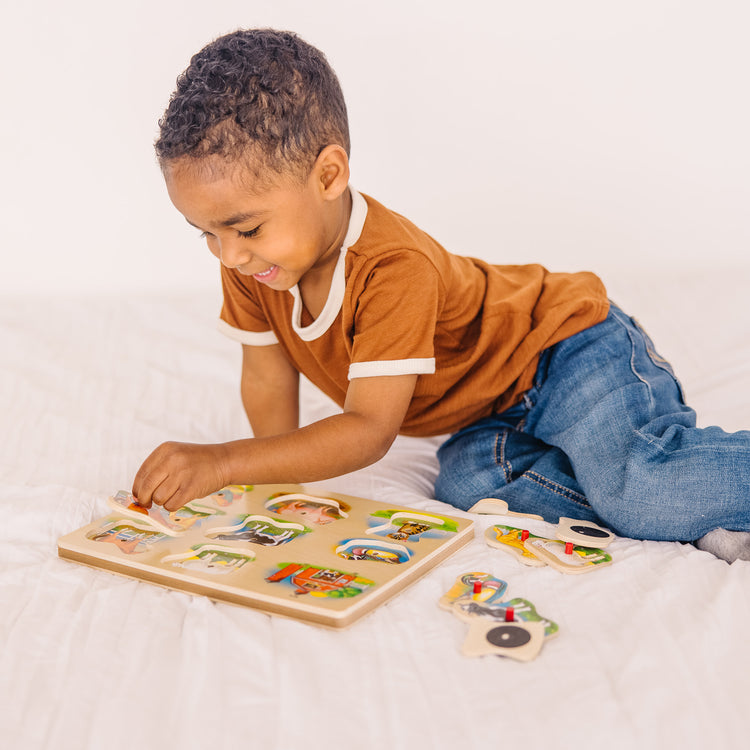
[313,145,350,201]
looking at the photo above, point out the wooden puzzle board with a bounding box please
[57,484,474,628]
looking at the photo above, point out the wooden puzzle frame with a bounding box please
[57,484,474,629]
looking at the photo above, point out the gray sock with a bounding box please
[694,528,750,563]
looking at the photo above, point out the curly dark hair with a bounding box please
[155,29,350,180]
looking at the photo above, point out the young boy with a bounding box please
[133,28,750,562]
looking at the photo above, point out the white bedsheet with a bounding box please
[2,268,749,749]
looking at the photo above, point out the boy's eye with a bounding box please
[198,226,260,239]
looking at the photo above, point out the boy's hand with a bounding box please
[132,373,419,511]
[132,441,231,512]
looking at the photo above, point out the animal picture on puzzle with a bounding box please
[58,484,473,628]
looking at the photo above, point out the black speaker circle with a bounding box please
[570,525,609,538]
[486,624,531,649]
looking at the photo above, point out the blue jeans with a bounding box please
[435,304,750,541]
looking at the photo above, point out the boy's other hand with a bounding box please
[132,441,231,512]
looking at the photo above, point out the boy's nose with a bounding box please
[218,237,252,269]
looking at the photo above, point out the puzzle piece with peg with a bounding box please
[467,497,544,521]
[439,572,558,661]
[484,518,615,574]
[555,517,614,548]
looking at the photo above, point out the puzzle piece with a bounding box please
[468,498,544,520]
[160,544,256,574]
[108,491,188,535]
[86,519,168,554]
[556,517,614,548]
[108,492,224,535]
[524,537,613,574]
[264,493,349,524]
[438,572,508,610]
[461,619,546,661]
[484,525,547,567]
[206,515,310,546]
[503,597,559,639]
[439,571,558,661]
[452,596,559,639]
[335,539,412,564]
[367,510,459,541]
[206,485,253,507]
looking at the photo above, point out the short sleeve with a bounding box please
[219,265,278,346]
[347,251,442,379]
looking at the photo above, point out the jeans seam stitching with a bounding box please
[634,428,667,454]
[494,431,512,483]
[502,431,511,482]
[630,316,686,402]
[614,310,657,411]
[525,470,590,507]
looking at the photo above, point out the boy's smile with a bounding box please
[251,264,279,282]
[163,153,352,300]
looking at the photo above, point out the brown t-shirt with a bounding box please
[219,190,609,436]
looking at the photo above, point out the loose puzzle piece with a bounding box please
[504,597,559,639]
[438,572,508,611]
[452,596,559,639]
[440,572,559,661]
[556,517,614,548]
[461,619,546,662]
[484,525,547,567]
[468,497,544,521]
[108,491,222,535]
[524,537,613,574]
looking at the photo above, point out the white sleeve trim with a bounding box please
[348,358,436,379]
[217,319,278,346]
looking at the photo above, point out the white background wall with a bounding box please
[1,0,748,297]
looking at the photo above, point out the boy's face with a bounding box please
[163,157,346,291]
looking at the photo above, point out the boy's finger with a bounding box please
[132,443,176,505]
[132,464,167,507]
[163,487,193,512]
[131,480,152,507]
[150,475,182,508]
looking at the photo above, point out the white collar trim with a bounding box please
[289,188,367,342]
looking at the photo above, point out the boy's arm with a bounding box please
[239,343,300,437]
[132,364,419,512]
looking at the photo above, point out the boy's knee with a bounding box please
[434,467,485,512]
[585,487,700,542]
